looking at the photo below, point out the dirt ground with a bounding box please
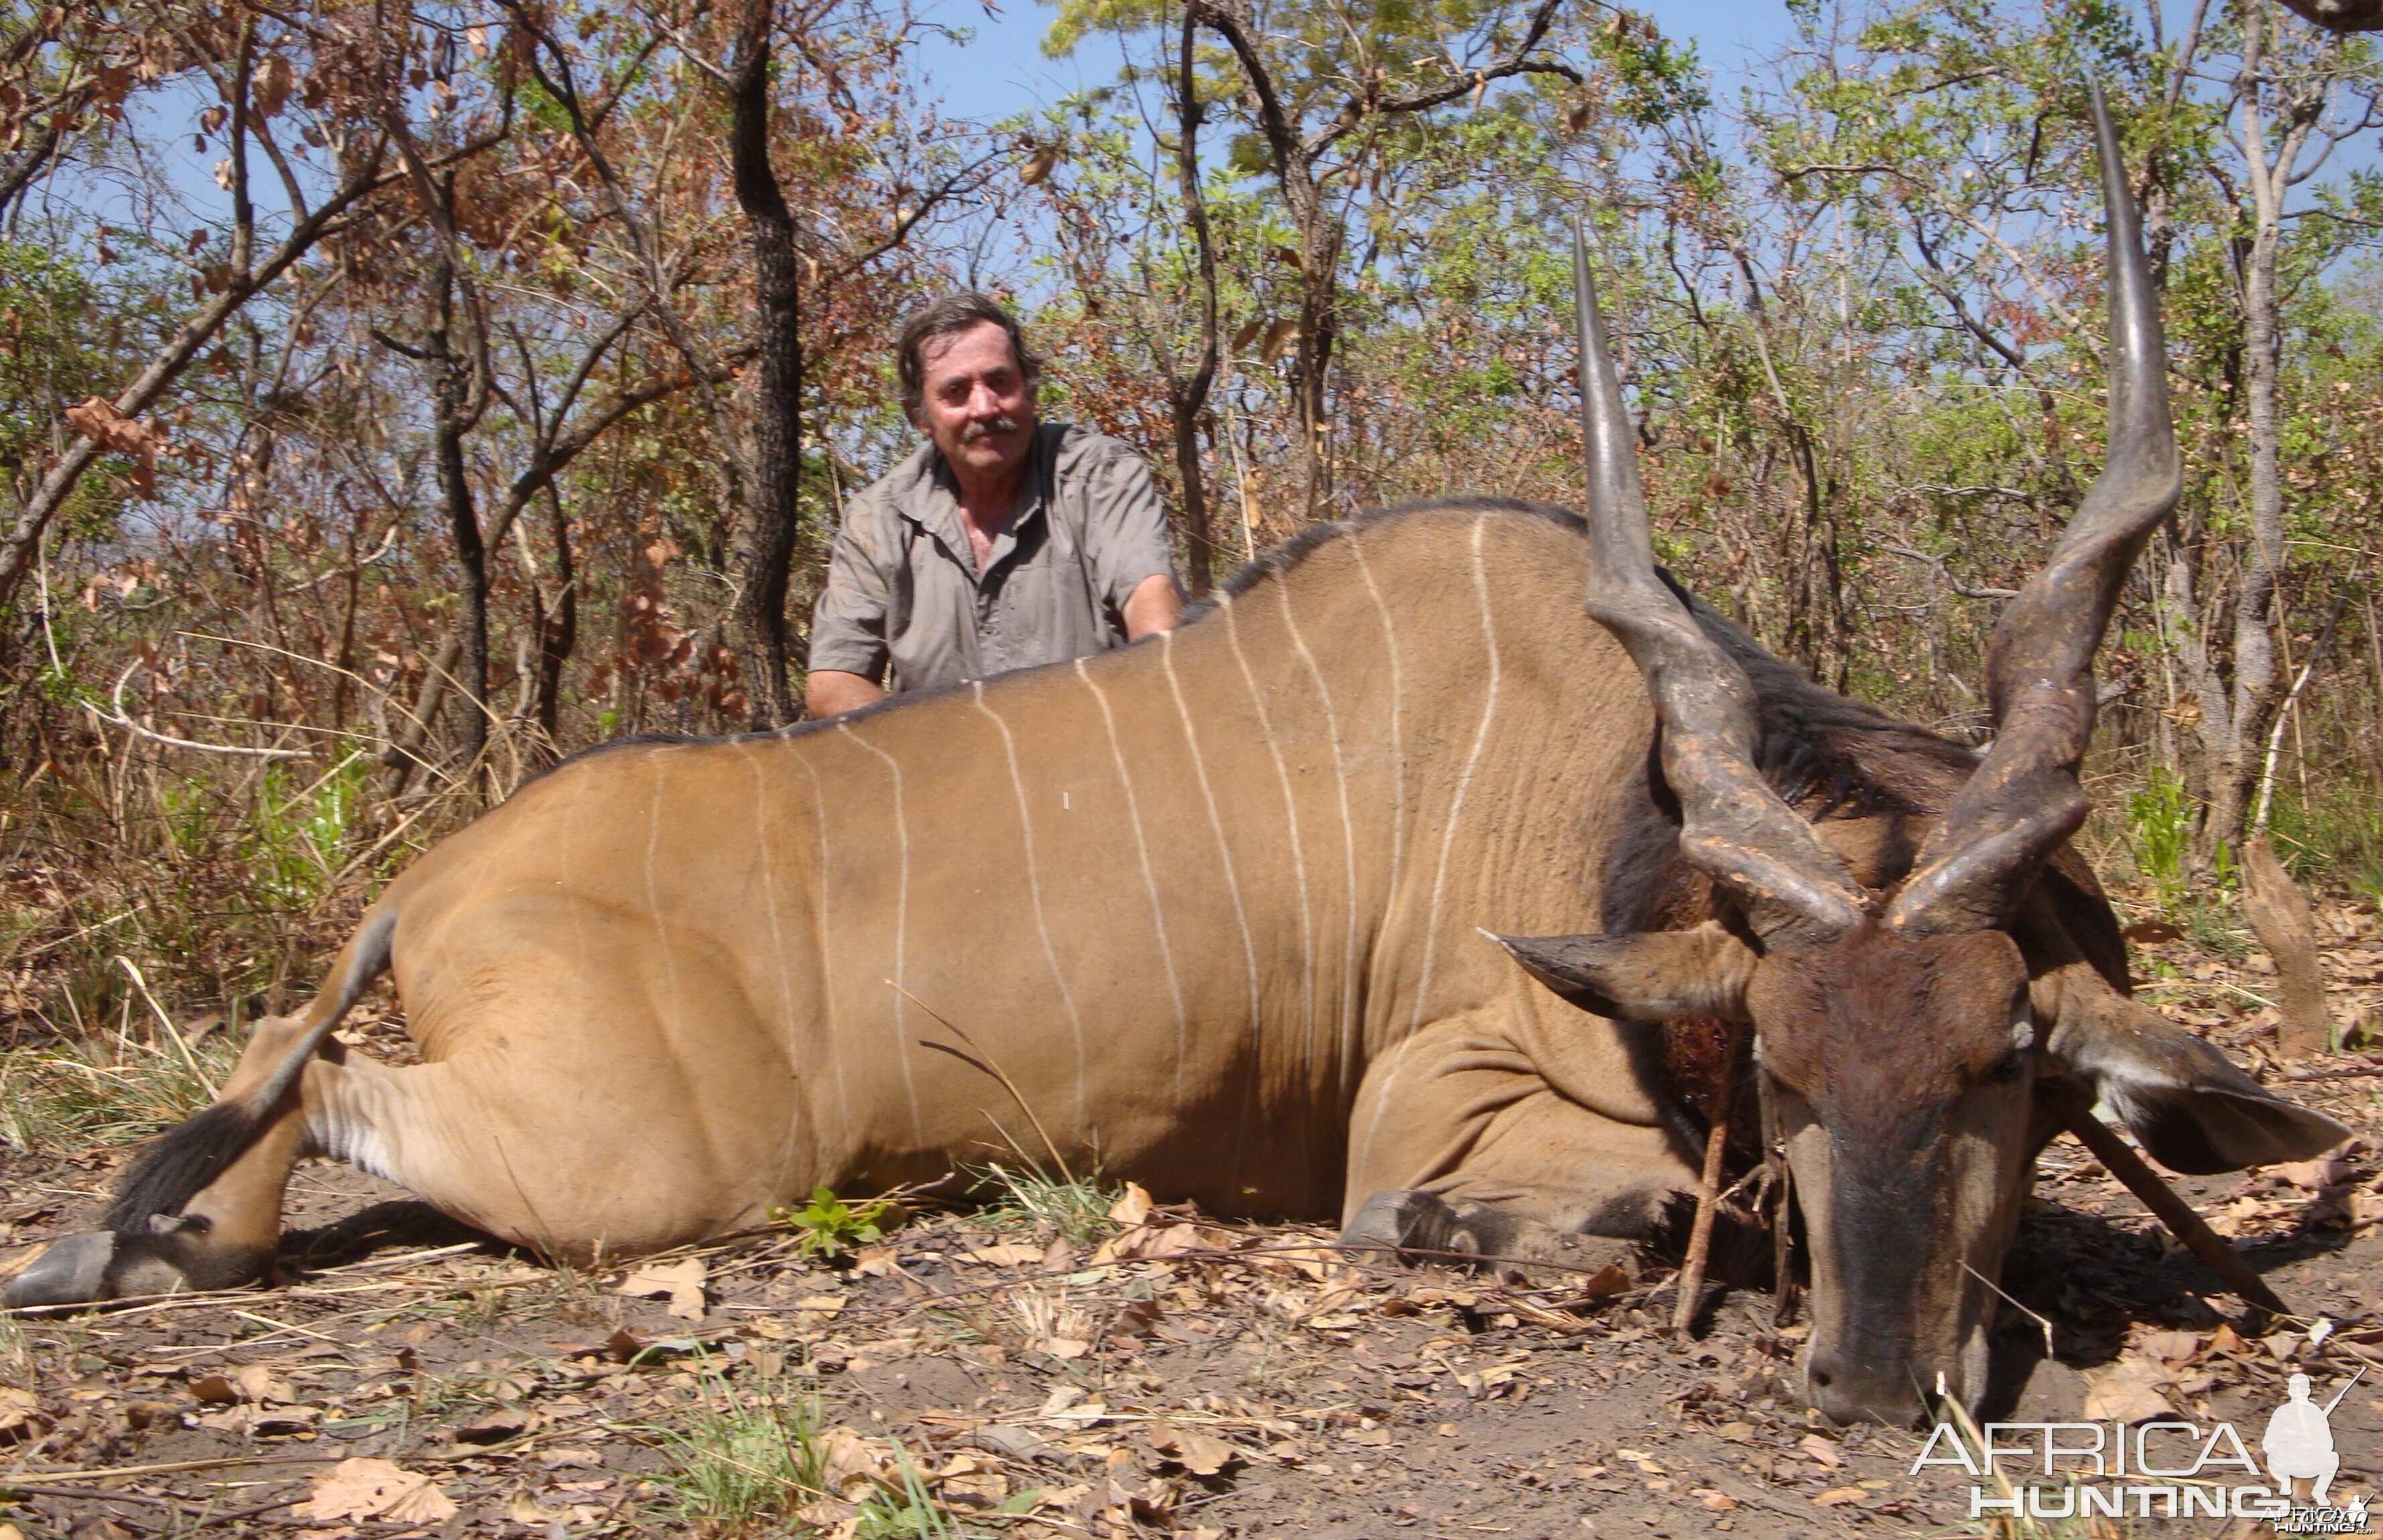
[5,915,2383,1540]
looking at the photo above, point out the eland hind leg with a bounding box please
[4,912,399,1307]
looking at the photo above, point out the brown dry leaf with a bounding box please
[1812,1487,1866,1507]
[1148,1422,1238,1477]
[296,1458,459,1523]
[794,1498,861,1538]
[617,1256,707,1320]
[960,1242,1046,1268]
[1578,1263,1633,1299]
[453,1403,532,1443]
[1229,319,1266,353]
[188,1374,239,1405]
[232,1363,297,1403]
[2278,1157,2348,1190]
[821,1425,892,1497]
[251,55,295,118]
[1108,1181,1155,1226]
[2209,1322,2250,1356]
[2083,1358,2175,1423]
[853,1244,900,1277]
[2140,1330,2201,1363]
[1260,318,1300,365]
[1127,1222,1212,1260]
[64,397,158,497]
[1800,1433,1843,1468]
[0,1387,46,1444]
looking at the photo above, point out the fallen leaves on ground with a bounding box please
[617,1255,708,1319]
[294,1458,459,1523]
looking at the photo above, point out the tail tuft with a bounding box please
[103,1102,267,1232]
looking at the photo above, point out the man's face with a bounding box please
[916,320,1036,488]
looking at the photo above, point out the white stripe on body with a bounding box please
[783,741,858,1155]
[972,681,1091,1129]
[838,720,926,1144]
[1159,629,1266,1163]
[1075,657,1192,1101]
[1347,533,1406,895]
[1275,581,1365,1099]
[644,753,691,1036]
[737,741,814,1192]
[1354,516,1503,1173]
[1224,594,1319,1066]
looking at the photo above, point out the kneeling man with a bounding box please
[805,293,1184,717]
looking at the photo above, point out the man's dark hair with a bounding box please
[896,292,1042,419]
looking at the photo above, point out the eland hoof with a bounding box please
[3,1218,253,1308]
[5,1231,125,1307]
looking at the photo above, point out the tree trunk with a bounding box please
[532,485,576,748]
[1169,4,1221,595]
[430,258,491,786]
[2206,0,2326,861]
[725,0,804,728]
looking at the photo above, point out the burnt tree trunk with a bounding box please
[531,485,577,747]
[1168,5,1221,594]
[428,255,490,785]
[725,0,804,728]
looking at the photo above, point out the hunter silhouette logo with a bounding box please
[2266,1372,2346,1504]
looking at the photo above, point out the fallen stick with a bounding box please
[2057,1106,2290,1316]
[1672,1029,1744,1335]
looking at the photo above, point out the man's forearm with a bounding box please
[1122,572,1185,639]
[805,669,888,718]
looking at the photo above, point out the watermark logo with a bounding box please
[1910,1368,2366,1529]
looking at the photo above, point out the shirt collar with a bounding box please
[920,425,1052,572]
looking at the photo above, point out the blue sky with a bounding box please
[903,0,1806,127]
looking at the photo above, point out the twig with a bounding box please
[1673,1031,1743,1335]
[1961,1258,2055,1358]
[890,980,1076,1186]
[7,1452,346,1482]
[115,955,219,1102]
[1884,545,2021,600]
[2057,1103,2290,1315]
[85,657,309,759]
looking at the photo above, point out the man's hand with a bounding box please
[1122,572,1185,640]
[805,670,888,719]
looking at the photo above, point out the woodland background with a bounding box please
[0,0,2378,1086]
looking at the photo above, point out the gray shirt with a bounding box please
[809,422,1180,695]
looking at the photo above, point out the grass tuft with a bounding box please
[963,1161,1120,1245]
[656,1362,829,1535]
[0,1027,239,1152]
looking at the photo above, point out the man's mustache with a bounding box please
[959,415,1022,444]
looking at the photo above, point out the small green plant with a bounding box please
[656,1367,828,1535]
[964,1161,1120,1246]
[774,1188,896,1261]
[2125,765,2194,909]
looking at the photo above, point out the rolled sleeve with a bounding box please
[807,514,894,683]
[1081,444,1180,612]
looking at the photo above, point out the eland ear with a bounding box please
[2040,971,2349,1174]
[1486,922,1758,1021]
